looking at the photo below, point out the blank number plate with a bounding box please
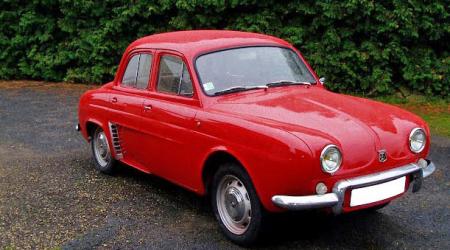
[350,176,406,207]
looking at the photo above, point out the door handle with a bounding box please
[111,97,118,103]
[144,104,152,111]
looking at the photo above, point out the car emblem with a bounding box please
[378,150,387,162]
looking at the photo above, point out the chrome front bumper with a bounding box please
[272,160,436,214]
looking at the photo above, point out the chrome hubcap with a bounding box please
[93,130,111,168]
[217,175,252,235]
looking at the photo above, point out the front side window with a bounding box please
[195,47,316,95]
[121,53,152,89]
[157,55,193,97]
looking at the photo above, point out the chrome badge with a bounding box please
[378,150,387,162]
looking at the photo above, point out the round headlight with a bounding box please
[409,128,426,153]
[320,145,342,174]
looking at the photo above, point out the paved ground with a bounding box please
[0,81,449,249]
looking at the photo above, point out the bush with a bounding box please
[0,0,448,97]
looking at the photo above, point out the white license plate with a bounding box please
[350,176,406,207]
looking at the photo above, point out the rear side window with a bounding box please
[136,54,152,89]
[157,55,193,97]
[122,55,139,87]
[121,53,152,89]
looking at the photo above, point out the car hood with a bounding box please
[209,86,427,171]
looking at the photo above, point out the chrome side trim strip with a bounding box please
[108,122,123,160]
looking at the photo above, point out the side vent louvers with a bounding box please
[108,122,123,160]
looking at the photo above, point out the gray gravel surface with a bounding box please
[0,81,449,249]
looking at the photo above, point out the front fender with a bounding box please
[193,110,315,212]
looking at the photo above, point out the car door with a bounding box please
[108,50,154,171]
[140,51,201,187]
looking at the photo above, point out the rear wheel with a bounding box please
[91,126,117,174]
[211,163,266,246]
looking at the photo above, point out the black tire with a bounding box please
[90,126,117,174]
[211,162,267,246]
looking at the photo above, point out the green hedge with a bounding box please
[1,0,448,96]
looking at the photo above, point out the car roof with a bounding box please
[127,30,292,58]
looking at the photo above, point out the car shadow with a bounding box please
[109,161,408,248]
[259,210,393,248]
[113,162,212,214]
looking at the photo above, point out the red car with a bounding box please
[77,30,436,245]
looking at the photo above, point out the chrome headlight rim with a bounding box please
[320,144,342,174]
[409,128,426,153]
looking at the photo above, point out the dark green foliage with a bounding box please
[0,0,448,96]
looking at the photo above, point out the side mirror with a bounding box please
[319,77,326,85]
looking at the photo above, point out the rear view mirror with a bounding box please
[319,77,326,85]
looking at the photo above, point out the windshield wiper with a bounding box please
[266,80,312,88]
[213,85,268,96]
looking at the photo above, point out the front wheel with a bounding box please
[211,163,266,246]
[91,126,117,174]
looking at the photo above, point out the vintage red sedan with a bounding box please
[77,30,436,245]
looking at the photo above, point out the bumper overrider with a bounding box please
[272,159,436,214]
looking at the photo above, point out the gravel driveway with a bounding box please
[0,81,448,249]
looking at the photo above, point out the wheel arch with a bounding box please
[202,150,249,196]
[86,121,99,138]
[84,119,107,141]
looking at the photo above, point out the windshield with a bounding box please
[195,46,316,95]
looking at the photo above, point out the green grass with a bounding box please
[374,95,450,137]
